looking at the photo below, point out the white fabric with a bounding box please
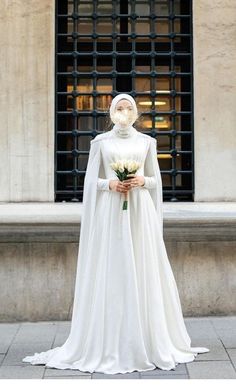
[22,128,209,374]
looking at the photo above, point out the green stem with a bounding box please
[122,200,128,210]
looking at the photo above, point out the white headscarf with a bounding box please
[109,93,138,138]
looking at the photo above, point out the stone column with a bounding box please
[0,0,55,201]
[193,0,236,201]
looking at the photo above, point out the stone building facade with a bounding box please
[0,0,235,321]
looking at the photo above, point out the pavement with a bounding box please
[0,316,235,379]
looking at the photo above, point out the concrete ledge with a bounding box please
[0,202,236,242]
[0,203,82,224]
[0,203,81,242]
[0,202,236,320]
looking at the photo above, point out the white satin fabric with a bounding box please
[22,128,209,374]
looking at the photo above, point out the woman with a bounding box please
[22,93,209,374]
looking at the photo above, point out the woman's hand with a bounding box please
[123,176,145,189]
[109,176,145,192]
[109,180,131,193]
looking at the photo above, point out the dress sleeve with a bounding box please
[97,178,110,191]
[143,139,158,189]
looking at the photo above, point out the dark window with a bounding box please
[55,0,193,202]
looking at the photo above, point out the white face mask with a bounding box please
[112,109,137,127]
[113,109,135,126]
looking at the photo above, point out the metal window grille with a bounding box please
[55,0,193,202]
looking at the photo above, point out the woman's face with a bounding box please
[112,99,137,127]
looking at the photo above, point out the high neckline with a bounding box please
[111,124,138,139]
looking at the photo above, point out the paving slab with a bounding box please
[53,333,69,348]
[139,363,187,376]
[214,329,236,349]
[91,371,140,379]
[53,338,67,348]
[185,320,218,340]
[1,317,236,379]
[0,323,20,353]
[140,374,189,379]
[0,339,16,355]
[53,322,70,347]
[0,354,5,365]
[227,349,236,368]
[187,360,236,379]
[2,342,53,366]
[44,367,90,378]
[12,322,57,344]
[189,337,228,361]
[56,321,71,329]
[0,323,20,335]
[44,375,92,379]
[210,316,236,330]
[0,365,45,379]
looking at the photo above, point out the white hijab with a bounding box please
[109,94,138,138]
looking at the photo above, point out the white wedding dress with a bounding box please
[22,127,209,374]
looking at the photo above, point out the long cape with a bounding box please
[79,132,163,257]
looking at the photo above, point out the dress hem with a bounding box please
[22,352,201,375]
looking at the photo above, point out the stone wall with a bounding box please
[193,0,236,201]
[0,1,235,321]
[0,1,235,202]
[0,0,55,201]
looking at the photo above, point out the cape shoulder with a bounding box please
[90,132,111,144]
[138,133,157,143]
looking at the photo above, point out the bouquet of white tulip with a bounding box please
[110,159,141,210]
